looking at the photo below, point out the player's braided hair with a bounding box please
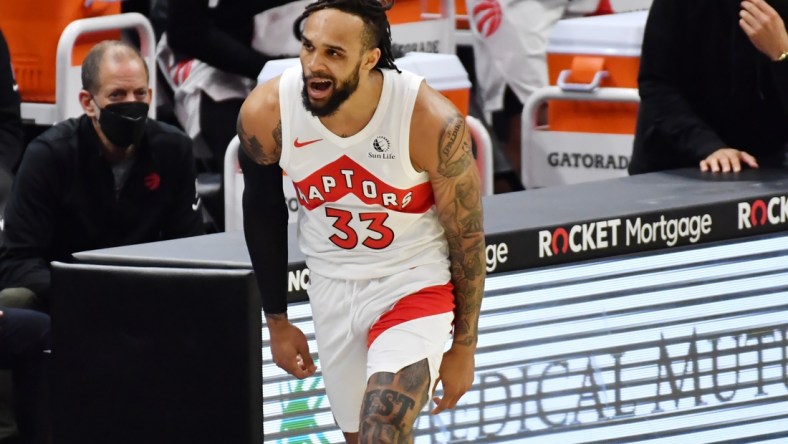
[293,0,400,72]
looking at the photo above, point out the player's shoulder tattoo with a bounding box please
[236,114,282,166]
[437,111,473,178]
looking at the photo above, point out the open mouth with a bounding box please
[307,77,334,100]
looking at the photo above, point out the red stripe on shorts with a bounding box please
[367,282,455,348]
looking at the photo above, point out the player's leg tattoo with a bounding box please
[359,359,431,443]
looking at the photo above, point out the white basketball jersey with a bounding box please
[278,65,450,280]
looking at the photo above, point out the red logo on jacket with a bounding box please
[144,173,161,191]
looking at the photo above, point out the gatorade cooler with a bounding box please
[0,0,121,103]
[386,0,458,55]
[521,10,647,188]
[388,0,468,28]
[396,51,471,115]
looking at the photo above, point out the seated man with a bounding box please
[0,308,50,444]
[0,40,204,311]
[0,27,29,444]
[630,0,788,174]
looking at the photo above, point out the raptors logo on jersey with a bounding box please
[290,155,433,213]
[277,65,450,280]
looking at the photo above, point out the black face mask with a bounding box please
[95,100,149,148]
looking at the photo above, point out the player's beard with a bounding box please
[301,62,361,118]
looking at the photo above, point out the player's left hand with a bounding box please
[740,0,788,60]
[431,345,475,414]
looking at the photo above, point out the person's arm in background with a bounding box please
[0,140,60,303]
[158,128,205,239]
[0,29,23,175]
[741,0,788,111]
[237,77,315,379]
[636,0,731,168]
[410,82,486,414]
[166,0,289,80]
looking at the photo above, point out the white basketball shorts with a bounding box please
[307,263,455,433]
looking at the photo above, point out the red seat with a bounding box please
[0,0,120,103]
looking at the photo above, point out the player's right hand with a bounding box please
[267,321,317,379]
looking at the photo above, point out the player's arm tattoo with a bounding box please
[236,115,282,166]
[437,114,474,178]
[360,360,430,442]
[437,113,486,348]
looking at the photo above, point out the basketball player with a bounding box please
[236,0,485,442]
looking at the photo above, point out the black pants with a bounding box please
[198,93,245,231]
[199,92,244,174]
[0,309,50,444]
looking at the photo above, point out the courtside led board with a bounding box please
[264,232,788,443]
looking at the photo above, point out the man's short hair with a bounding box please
[81,40,149,95]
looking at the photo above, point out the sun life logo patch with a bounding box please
[372,136,390,153]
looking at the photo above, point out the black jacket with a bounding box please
[0,28,22,174]
[629,0,788,174]
[166,0,293,80]
[0,115,204,300]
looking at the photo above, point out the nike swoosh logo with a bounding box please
[294,138,322,148]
